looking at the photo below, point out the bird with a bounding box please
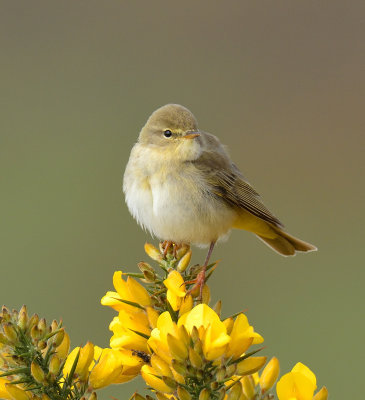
[123,104,317,290]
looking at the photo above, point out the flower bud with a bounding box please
[151,354,172,378]
[138,262,156,282]
[28,314,39,331]
[216,366,226,381]
[37,318,47,337]
[225,364,237,378]
[177,386,192,400]
[50,320,59,332]
[190,326,200,343]
[17,305,28,330]
[178,325,190,347]
[31,325,41,341]
[138,262,154,274]
[189,347,203,369]
[198,388,210,400]
[55,332,70,360]
[241,375,255,399]
[167,333,188,361]
[177,250,192,272]
[259,356,280,393]
[49,355,61,375]
[143,270,156,282]
[313,386,329,400]
[236,356,267,376]
[176,244,190,259]
[227,381,243,400]
[1,306,11,322]
[171,359,187,375]
[144,243,162,262]
[52,328,65,347]
[31,360,46,383]
[3,323,17,342]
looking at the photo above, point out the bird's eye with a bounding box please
[163,130,172,138]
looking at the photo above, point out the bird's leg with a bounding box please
[188,241,216,301]
[173,244,180,259]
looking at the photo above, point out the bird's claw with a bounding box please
[186,269,206,302]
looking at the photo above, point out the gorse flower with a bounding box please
[163,270,193,313]
[141,304,266,399]
[101,271,152,312]
[0,242,328,400]
[276,363,328,400]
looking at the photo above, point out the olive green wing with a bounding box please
[191,151,284,228]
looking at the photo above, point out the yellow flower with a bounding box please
[178,304,230,361]
[259,356,280,393]
[163,271,193,313]
[2,381,30,400]
[240,375,256,399]
[101,271,151,312]
[89,348,142,389]
[55,332,70,360]
[148,311,179,364]
[276,362,317,400]
[0,378,12,400]
[148,304,263,369]
[141,364,175,394]
[109,309,152,352]
[63,342,94,380]
[225,313,264,359]
[236,356,267,376]
[144,243,163,262]
[102,271,157,355]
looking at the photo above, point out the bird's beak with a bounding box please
[183,131,200,139]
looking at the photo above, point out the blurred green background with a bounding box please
[1,1,364,398]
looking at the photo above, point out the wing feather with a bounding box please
[191,150,284,228]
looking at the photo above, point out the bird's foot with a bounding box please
[186,268,206,303]
[161,241,173,258]
[161,241,182,259]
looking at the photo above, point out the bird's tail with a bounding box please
[256,226,317,256]
[233,210,317,256]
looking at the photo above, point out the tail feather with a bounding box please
[257,227,317,257]
[233,210,317,256]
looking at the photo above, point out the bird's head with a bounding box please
[138,104,202,161]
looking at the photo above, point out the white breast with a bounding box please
[123,144,236,246]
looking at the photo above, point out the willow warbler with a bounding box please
[123,104,316,271]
